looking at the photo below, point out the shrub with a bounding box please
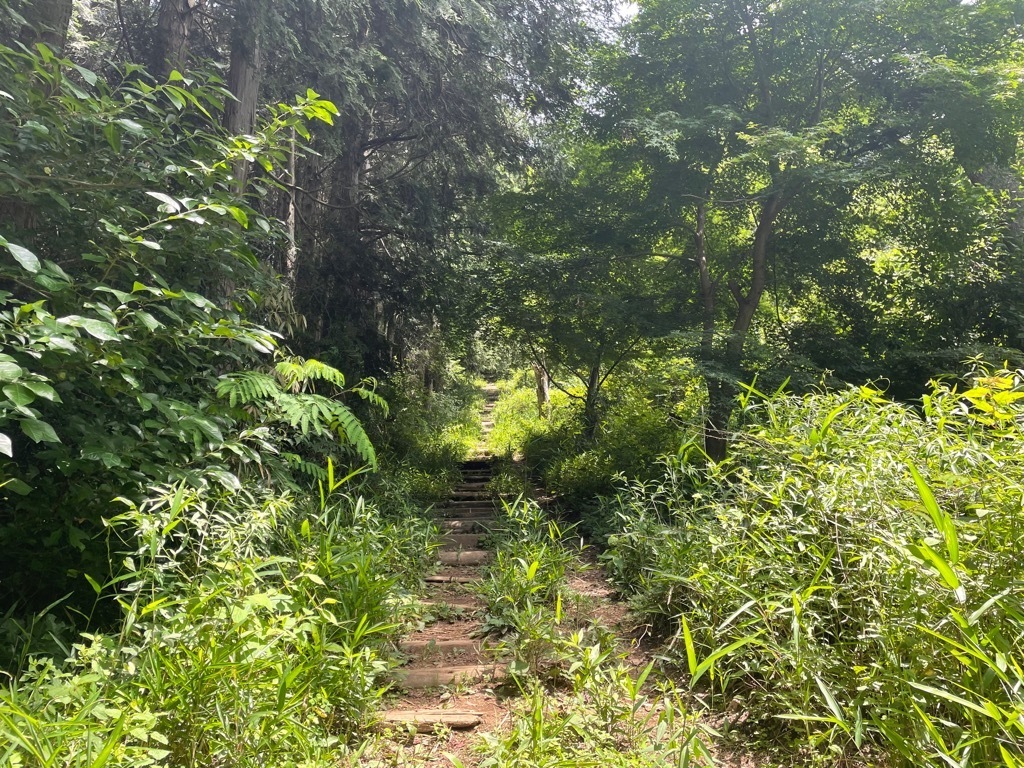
[602,366,1024,765]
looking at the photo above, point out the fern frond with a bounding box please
[283,452,328,482]
[274,356,347,393]
[216,372,281,407]
[353,381,390,417]
[328,401,377,468]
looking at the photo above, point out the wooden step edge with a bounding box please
[437,550,492,566]
[424,573,481,584]
[392,663,507,690]
[377,710,483,733]
[400,638,492,654]
[438,520,496,531]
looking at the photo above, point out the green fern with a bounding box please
[216,371,281,407]
[275,357,347,393]
[353,382,390,417]
[283,453,329,481]
[216,357,381,468]
[329,402,377,467]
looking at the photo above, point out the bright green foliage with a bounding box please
[474,497,577,637]
[602,364,1024,765]
[363,372,484,511]
[216,356,384,469]
[0,477,436,768]
[487,359,702,509]
[470,683,716,768]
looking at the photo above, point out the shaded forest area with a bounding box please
[1,0,1023,766]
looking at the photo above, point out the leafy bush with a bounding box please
[474,497,577,637]
[487,364,691,510]
[0,45,342,614]
[602,365,1024,765]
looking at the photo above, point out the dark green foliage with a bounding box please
[0,45,343,612]
[0,476,438,767]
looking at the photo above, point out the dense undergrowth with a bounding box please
[464,496,717,768]
[488,363,1024,767]
[0,45,486,767]
[0,372,482,767]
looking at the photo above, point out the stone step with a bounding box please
[440,533,484,549]
[378,709,483,733]
[393,663,505,689]
[438,549,491,566]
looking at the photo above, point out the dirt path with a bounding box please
[366,385,652,767]
[371,385,508,765]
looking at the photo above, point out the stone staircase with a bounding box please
[380,385,504,733]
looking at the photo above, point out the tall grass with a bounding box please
[0,469,436,768]
[601,365,1024,765]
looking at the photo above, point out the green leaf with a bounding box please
[71,63,98,86]
[79,318,120,342]
[182,415,224,444]
[680,614,698,677]
[146,191,182,213]
[3,240,40,273]
[22,381,60,402]
[0,358,23,382]
[84,573,103,595]
[908,462,959,565]
[21,419,60,444]
[3,383,36,407]
[227,206,249,228]
[3,478,32,495]
[907,681,990,717]
[910,542,965,602]
[815,676,847,727]
[692,634,761,687]
[103,122,121,153]
[115,118,144,134]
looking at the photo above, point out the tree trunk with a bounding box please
[703,378,735,463]
[151,0,204,79]
[223,0,262,191]
[18,0,73,56]
[532,361,550,418]
[699,194,785,462]
[582,359,602,439]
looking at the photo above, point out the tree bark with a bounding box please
[582,358,602,439]
[223,0,262,191]
[151,0,204,79]
[532,361,550,419]
[701,193,785,462]
[18,0,73,56]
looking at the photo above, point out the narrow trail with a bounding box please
[371,384,641,766]
[378,384,510,753]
